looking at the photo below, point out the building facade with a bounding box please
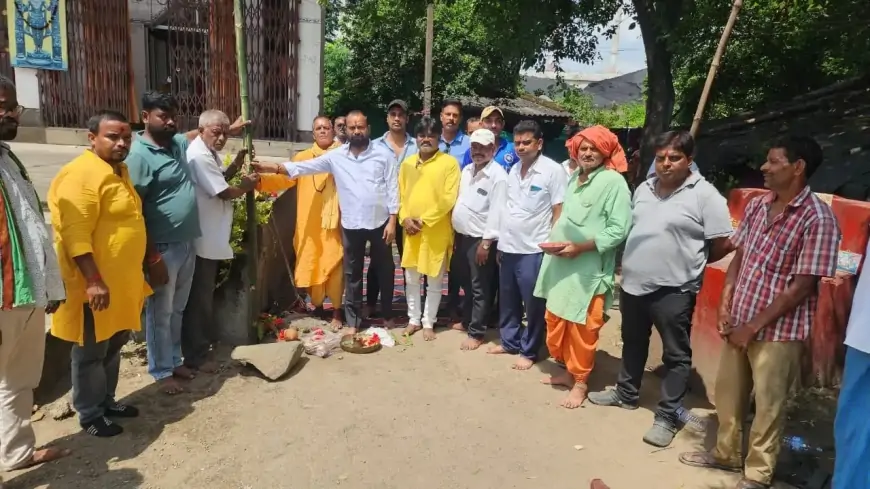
[6,0,323,142]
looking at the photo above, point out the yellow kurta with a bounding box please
[49,151,152,345]
[398,151,460,276]
[257,143,343,304]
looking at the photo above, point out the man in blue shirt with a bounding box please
[460,106,518,171]
[438,98,470,161]
[369,99,416,316]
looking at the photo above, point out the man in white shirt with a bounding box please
[183,110,258,371]
[488,120,568,370]
[834,241,870,489]
[451,129,507,351]
[251,110,399,333]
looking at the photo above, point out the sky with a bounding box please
[540,18,647,75]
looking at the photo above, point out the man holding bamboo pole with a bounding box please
[126,91,248,395]
[251,111,398,333]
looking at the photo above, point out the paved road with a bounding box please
[9,140,287,200]
[8,142,84,201]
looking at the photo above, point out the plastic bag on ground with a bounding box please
[300,328,342,358]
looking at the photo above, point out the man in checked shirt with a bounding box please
[679,136,840,489]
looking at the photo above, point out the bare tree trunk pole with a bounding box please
[689,0,743,137]
[233,0,259,328]
[423,1,434,115]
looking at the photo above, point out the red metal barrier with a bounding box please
[691,189,869,402]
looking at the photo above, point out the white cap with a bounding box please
[470,128,495,146]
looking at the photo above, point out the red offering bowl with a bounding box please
[539,242,568,253]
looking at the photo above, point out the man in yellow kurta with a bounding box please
[399,116,460,341]
[257,115,344,330]
[50,111,154,437]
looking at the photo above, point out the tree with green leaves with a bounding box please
[320,0,621,114]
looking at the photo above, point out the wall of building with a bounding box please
[125,0,322,140]
[18,0,322,145]
[296,0,324,137]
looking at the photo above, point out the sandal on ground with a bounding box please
[736,478,770,489]
[12,446,71,469]
[678,451,742,472]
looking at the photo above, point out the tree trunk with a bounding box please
[632,0,679,178]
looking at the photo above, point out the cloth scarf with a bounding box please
[0,179,33,308]
[302,141,341,230]
[565,125,628,173]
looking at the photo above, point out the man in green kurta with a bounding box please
[535,125,632,409]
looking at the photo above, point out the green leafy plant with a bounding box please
[558,88,646,128]
[215,153,275,289]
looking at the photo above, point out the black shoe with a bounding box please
[105,402,139,418]
[82,416,123,437]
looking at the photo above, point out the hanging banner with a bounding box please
[6,0,68,71]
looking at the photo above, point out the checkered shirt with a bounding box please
[729,187,841,342]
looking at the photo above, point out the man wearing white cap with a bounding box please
[460,106,518,172]
[451,128,507,350]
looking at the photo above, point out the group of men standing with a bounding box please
[0,68,864,489]
[253,97,861,489]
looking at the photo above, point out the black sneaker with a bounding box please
[82,416,123,437]
[105,402,139,418]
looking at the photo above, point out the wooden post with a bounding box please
[233,0,259,326]
[423,1,434,115]
[689,0,743,137]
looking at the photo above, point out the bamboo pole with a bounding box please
[233,0,259,327]
[423,1,434,114]
[689,0,743,137]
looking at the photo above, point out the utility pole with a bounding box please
[609,7,623,75]
[423,1,434,115]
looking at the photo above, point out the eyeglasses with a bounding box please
[0,105,23,118]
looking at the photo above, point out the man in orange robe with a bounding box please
[258,116,343,329]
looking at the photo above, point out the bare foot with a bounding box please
[512,357,534,370]
[383,319,396,330]
[541,372,575,388]
[460,337,483,351]
[159,377,185,395]
[402,324,423,337]
[487,345,511,355]
[422,328,437,341]
[173,366,196,380]
[450,322,466,332]
[329,318,343,333]
[197,361,220,374]
[16,447,71,469]
[341,326,358,335]
[561,383,588,409]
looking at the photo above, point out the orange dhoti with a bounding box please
[545,294,607,384]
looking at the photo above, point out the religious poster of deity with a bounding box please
[6,0,68,71]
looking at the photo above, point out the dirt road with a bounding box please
[11,318,777,489]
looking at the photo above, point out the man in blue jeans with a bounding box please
[127,91,247,394]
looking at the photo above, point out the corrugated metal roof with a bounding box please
[460,95,572,119]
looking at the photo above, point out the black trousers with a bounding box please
[366,229,402,307]
[344,222,395,328]
[181,256,218,367]
[616,287,696,425]
[443,254,462,312]
[453,233,497,339]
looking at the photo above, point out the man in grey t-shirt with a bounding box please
[588,130,733,448]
